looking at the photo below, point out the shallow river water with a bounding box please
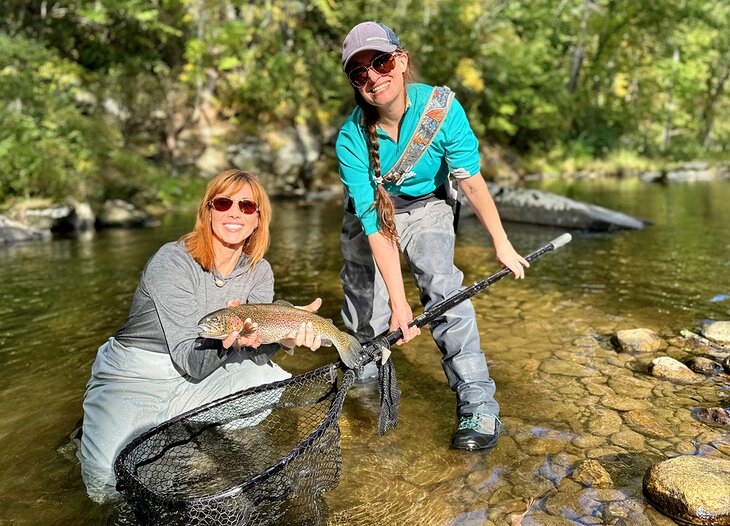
[0,178,728,525]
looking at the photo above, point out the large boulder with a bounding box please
[6,199,95,232]
[0,214,51,244]
[643,456,730,525]
[460,184,648,231]
[96,200,158,228]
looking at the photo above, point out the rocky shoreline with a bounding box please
[6,158,728,246]
[331,305,730,526]
[0,198,159,245]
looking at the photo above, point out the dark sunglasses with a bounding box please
[209,196,258,214]
[347,52,399,88]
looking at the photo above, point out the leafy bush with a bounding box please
[0,32,170,206]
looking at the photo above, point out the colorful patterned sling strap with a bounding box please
[378,85,455,186]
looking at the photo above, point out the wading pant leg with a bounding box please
[340,206,391,377]
[396,201,499,417]
[340,208,391,340]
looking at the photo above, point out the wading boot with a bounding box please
[450,413,503,451]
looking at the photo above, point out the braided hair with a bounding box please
[352,49,413,245]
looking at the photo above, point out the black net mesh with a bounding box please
[114,363,354,526]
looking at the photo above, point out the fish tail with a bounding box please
[337,334,364,369]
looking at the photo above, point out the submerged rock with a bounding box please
[570,459,613,488]
[467,184,649,231]
[685,356,725,375]
[643,456,730,525]
[673,330,730,358]
[693,407,730,428]
[701,321,730,345]
[623,410,673,439]
[614,329,666,354]
[648,357,704,384]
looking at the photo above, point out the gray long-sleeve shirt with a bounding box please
[115,241,277,379]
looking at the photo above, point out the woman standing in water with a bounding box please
[79,169,322,501]
[336,22,529,451]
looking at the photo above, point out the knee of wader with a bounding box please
[443,351,490,385]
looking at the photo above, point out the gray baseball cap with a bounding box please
[341,21,401,71]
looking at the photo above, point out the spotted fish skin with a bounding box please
[197,301,363,368]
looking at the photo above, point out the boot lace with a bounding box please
[457,413,502,431]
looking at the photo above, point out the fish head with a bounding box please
[197,308,244,339]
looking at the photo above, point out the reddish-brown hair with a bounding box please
[181,169,271,271]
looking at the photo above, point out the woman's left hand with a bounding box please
[279,298,323,351]
[495,241,530,279]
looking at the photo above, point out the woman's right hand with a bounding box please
[222,321,261,349]
[390,302,420,345]
[222,299,261,349]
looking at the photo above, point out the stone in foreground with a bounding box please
[643,455,730,525]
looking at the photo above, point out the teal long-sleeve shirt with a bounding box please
[335,83,481,235]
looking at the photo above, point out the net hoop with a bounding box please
[114,363,354,511]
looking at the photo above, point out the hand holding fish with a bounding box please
[197,298,364,367]
[278,298,323,351]
[222,299,261,349]
[213,298,324,352]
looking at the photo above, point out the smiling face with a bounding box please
[348,49,409,109]
[210,183,259,250]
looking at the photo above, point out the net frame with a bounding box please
[114,363,355,525]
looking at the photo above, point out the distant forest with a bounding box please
[1,1,728,205]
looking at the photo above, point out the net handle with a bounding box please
[360,233,572,360]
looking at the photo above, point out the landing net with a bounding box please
[114,363,355,525]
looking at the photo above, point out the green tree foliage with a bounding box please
[0,0,728,204]
[179,0,346,129]
[0,33,167,203]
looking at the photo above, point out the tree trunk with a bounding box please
[567,0,593,92]
[700,64,730,152]
[662,47,680,151]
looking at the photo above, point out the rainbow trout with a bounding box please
[197,300,363,368]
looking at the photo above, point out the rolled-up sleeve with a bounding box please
[442,98,481,178]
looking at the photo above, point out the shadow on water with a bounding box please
[1,180,729,524]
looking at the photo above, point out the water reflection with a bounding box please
[0,180,728,524]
